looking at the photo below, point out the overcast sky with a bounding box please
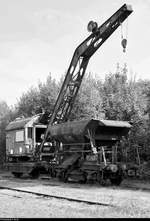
[0,0,150,106]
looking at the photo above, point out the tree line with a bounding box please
[0,63,150,164]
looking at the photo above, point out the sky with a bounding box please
[0,0,150,106]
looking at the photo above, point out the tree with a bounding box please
[17,73,59,117]
[38,73,59,114]
[70,72,104,120]
[17,86,41,117]
[98,63,150,163]
[102,64,132,120]
[0,101,11,164]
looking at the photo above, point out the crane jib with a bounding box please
[39,4,133,153]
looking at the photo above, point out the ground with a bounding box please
[0,169,150,218]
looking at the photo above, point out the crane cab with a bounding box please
[5,114,47,177]
[6,114,47,160]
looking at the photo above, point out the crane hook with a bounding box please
[121,38,127,53]
[120,20,128,53]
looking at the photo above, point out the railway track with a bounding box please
[1,173,150,192]
[0,185,113,207]
[121,183,150,192]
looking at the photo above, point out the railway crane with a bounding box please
[39,3,132,150]
[6,4,133,185]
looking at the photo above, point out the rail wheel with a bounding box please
[57,170,68,182]
[12,172,23,178]
[81,173,87,184]
[48,167,56,178]
[29,169,40,179]
[110,175,122,186]
[62,171,68,183]
[99,178,107,186]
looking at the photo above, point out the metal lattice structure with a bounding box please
[39,4,133,153]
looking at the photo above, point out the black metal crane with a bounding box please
[39,4,133,154]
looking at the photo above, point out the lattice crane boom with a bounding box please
[39,4,133,152]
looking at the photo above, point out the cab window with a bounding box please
[16,130,24,142]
